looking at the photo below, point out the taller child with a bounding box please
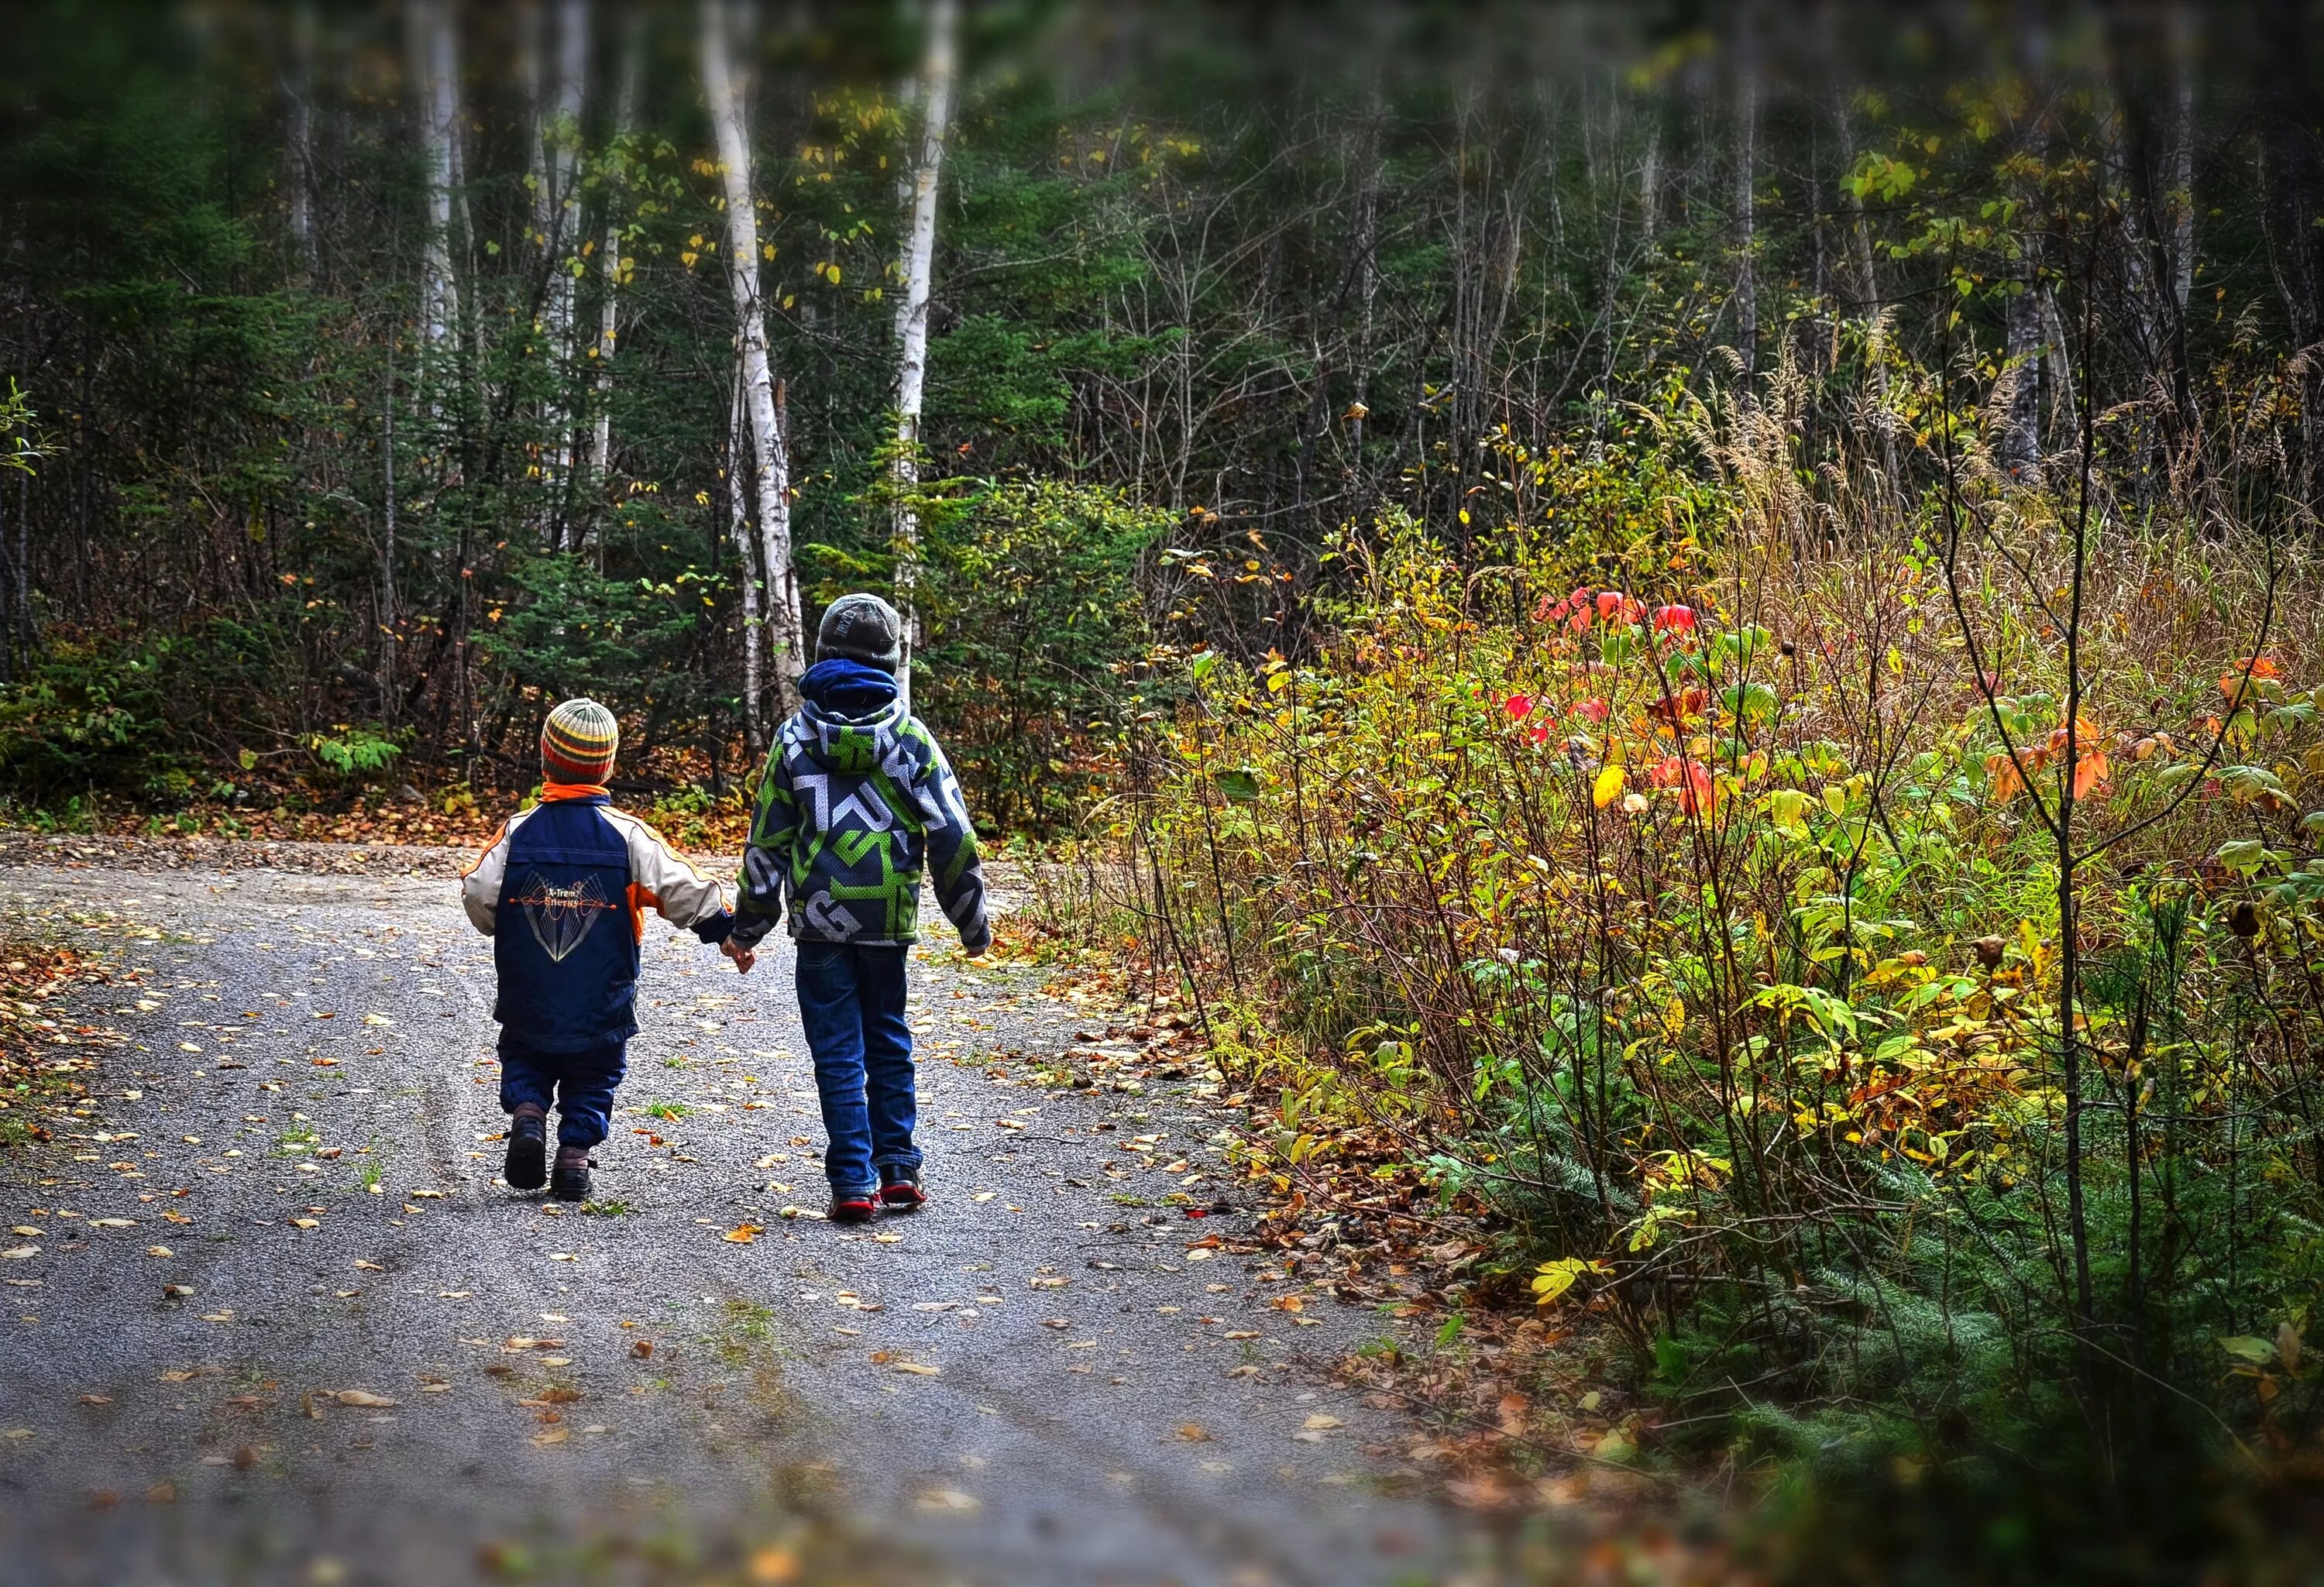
[462,699,751,1201]
[727,594,990,1222]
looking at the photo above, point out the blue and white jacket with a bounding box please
[460,787,734,1052]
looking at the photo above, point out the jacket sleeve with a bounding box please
[459,821,514,935]
[730,747,799,950]
[616,813,734,943]
[916,729,991,953]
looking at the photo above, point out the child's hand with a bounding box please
[720,938,756,974]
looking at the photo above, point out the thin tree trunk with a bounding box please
[381,329,398,715]
[538,0,588,545]
[1732,12,1758,384]
[1832,86,1903,498]
[285,4,318,281]
[890,0,957,713]
[703,0,803,706]
[409,1,462,397]
[589,22,641,499]
[726,363,764,755]
[2171,3,2196,311]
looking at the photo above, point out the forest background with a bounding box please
[9,1,2324,1581]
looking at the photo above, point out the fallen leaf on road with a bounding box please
[353,1260,385,1272]
[1302,1414,1343,1431]
[78,1394,112,1406]
[1042,1318,1070,1329]
[290,1218,319,1230]
[90,1218,136,1228]
[1,1247,36,1261]
[894,1362,941,1376]
[1177,1424,1211,1441]
[914,1489,981,1513]
[158,1370,197,1383]
[332,1390,396,1407]
[1222,1330,1260,1340]
[723,1225,761,1244]
[631,1340,654,1359]
[146,1480,177,1505]
[531,1425,569,1447]
[163,1284,193,1297]
[9,1227,41,1238]
[146,1246,172,1258]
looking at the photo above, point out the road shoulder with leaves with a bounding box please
[0,840,1469,1587]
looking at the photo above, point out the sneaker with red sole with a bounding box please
[829,1190,880,1225]
[879,1174,927,1212]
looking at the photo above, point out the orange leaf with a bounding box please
[2073,751,2109,802]
[1985,753,2024,804]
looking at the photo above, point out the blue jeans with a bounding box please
[499,1037,628,1149]
[795,942,919,1196]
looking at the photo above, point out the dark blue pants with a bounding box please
[498,1037,628,1150]
[795,942,919,1196]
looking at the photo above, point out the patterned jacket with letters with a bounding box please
[728,696,988,952]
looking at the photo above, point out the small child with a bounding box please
[461,699,751,1201]
[728,593,989,1222]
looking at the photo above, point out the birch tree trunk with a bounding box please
[702,0,803,709]
[538,0,588,544]
[589,23,641,497]
[725,366,765,754]
[1731,12,1757,384]
[408,0,462,388]
[2171,5,2196,310]
[890,0,957,709]
[285,4,318,281]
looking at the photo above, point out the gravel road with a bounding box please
[0,841,1489,1587]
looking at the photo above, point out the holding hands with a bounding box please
[720,936,756,974]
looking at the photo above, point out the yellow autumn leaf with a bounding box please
[1592,764,1626,809]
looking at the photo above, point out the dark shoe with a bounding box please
[879,1173,927,1212]
[504,1109,548,1192]
[550,1146,592,1203]
[830,1190,880,1225]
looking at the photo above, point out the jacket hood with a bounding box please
[792,694,909,778]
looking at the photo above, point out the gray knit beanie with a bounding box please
[815,593,904,672]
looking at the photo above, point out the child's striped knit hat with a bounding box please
[540,698,618,785]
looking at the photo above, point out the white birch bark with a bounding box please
[725,364,765,754]
[2170,4,2195,309]
[702,0,803,706]
[538,0,588,537]
[589,25,641,493]
[890,0,957,708]
[1732,29,1757,384]
[408,0,462,380]
[285,4,318,280]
